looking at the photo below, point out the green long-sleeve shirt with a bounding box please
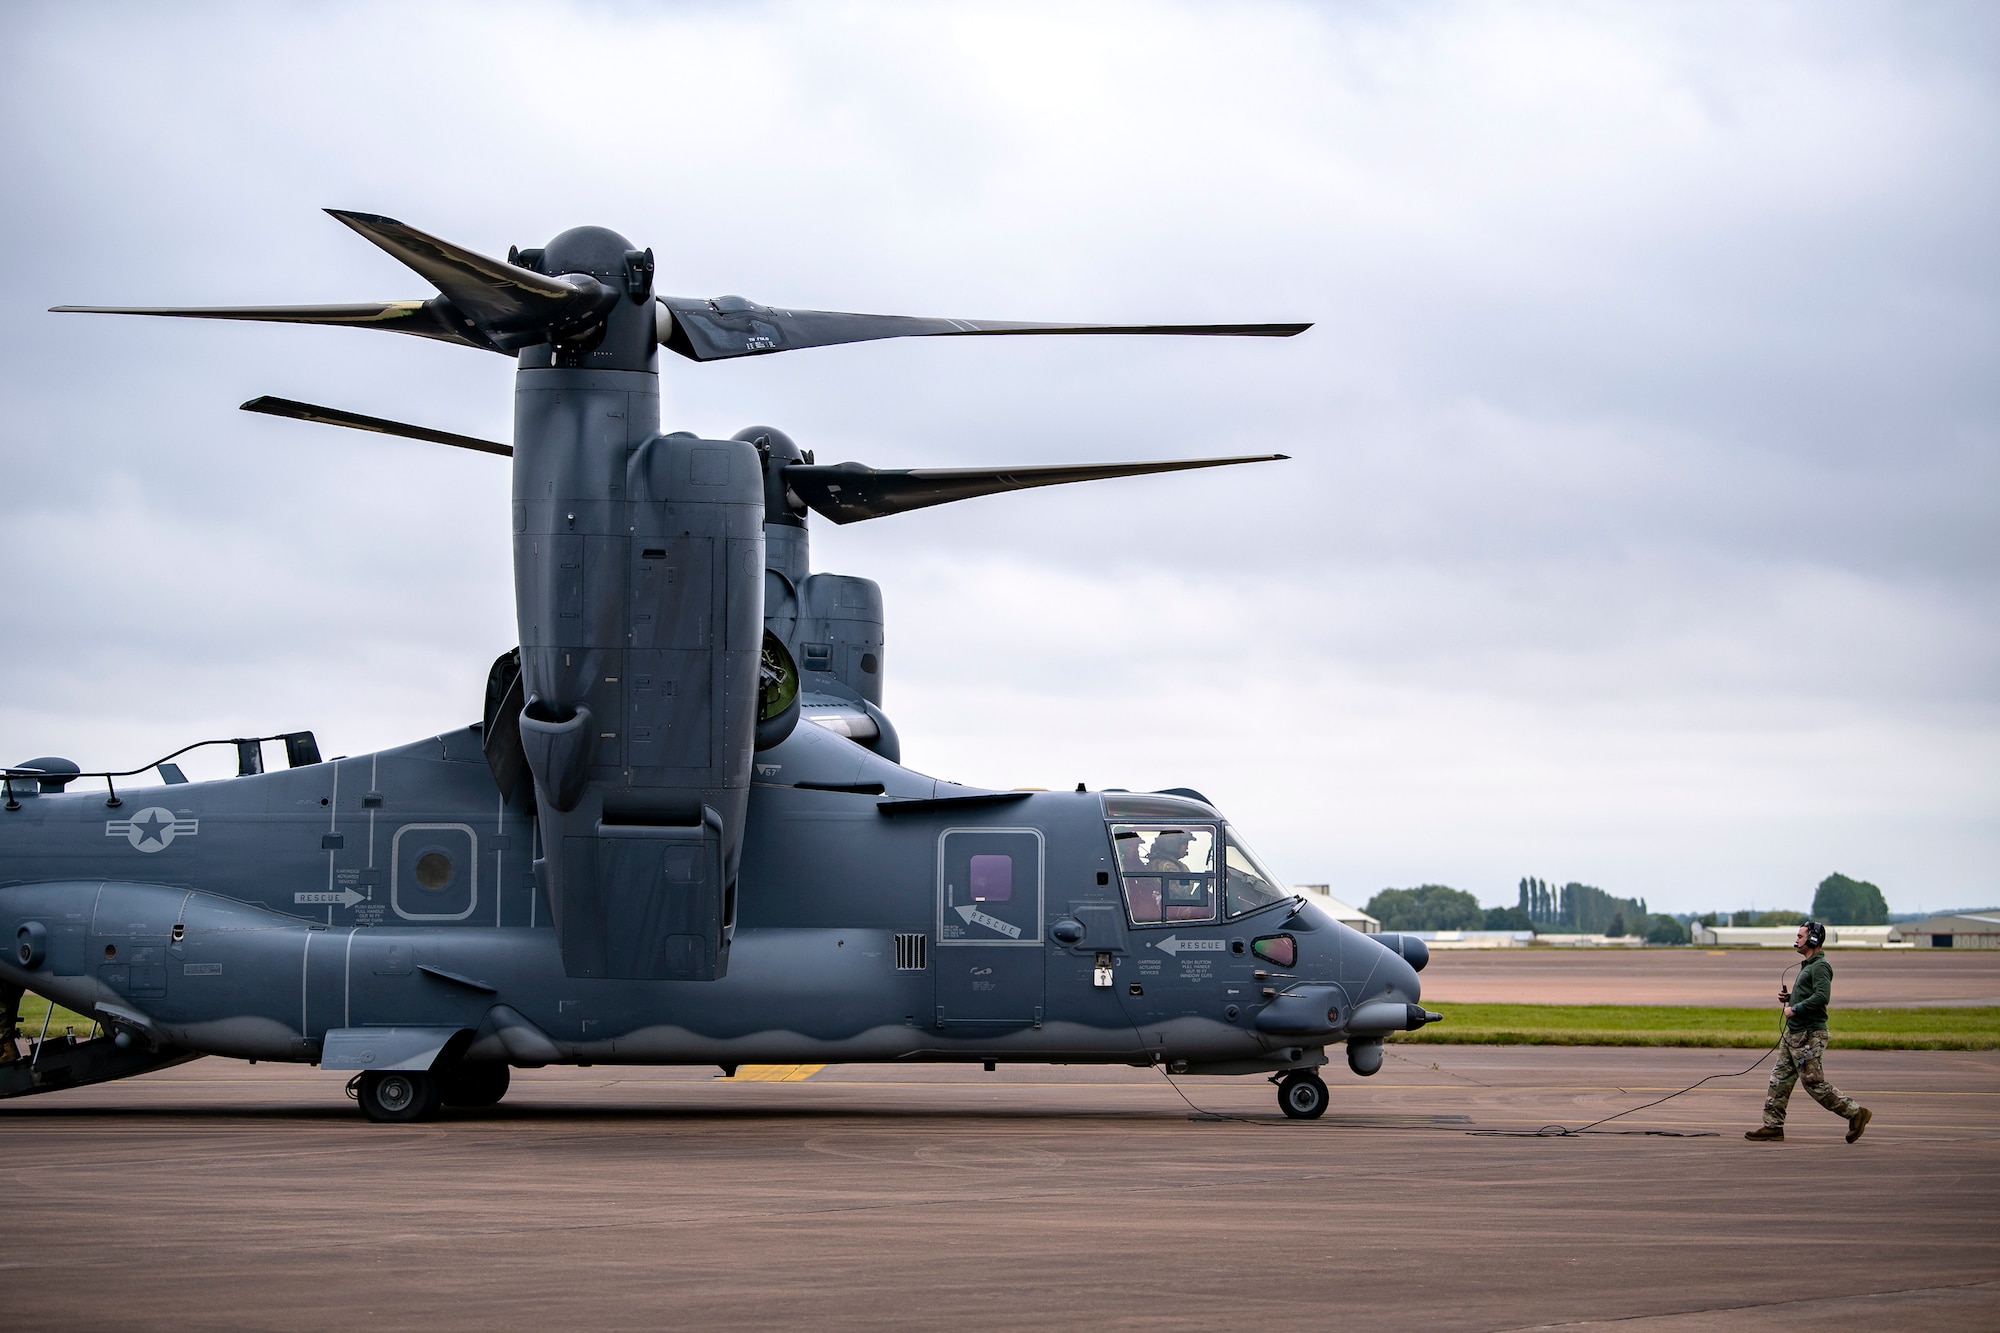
[1788,952,1832,1032]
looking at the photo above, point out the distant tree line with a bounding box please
[1518,878,1648,936]
[1364,885,1485,932]
[1698,910,1804,928]
[1363,883,1677,939]
[1360,871,1889,944]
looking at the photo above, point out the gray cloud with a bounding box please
[3,1,1994,913]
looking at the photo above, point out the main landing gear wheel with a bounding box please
[355,1070,442,1123]
[438,1062,510,1108]
[1277,1071,1329,1120]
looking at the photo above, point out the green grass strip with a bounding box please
[1392,1003,2000,1049]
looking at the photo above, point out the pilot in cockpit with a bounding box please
[1149,830,1217,920]
[1145,830,1193,873]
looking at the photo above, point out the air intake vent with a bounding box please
[895,933,927,971]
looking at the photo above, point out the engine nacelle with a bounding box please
[513,367,764,983]
[796,573,885,707]
[749,428,896,758]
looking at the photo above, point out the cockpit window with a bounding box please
[1224,829,1290,917]
[1111,825,1217,926]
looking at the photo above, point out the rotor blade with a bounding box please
[48,299,498,351]
[658,296,1310,362]
[240,395,511,457]
[53,211,608,354]
[782,453,1289,524]
[324,210,597,336]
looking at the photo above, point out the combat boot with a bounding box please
[1846,1107,1872,1143]
[1744,1125,1784,1141]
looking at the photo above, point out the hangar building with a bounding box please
[1896,912,2000,949]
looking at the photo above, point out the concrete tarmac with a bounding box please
[1423,946,2000,1007]
[3,1049,1995,1330]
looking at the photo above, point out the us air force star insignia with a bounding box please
[105,806,199,852]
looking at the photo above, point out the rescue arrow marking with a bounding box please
[954,903,1022,939]
[1154,935,1227,956]
[295,889,365,907]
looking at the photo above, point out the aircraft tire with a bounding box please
[1277,1071,1329,1120]
[357,1070,441,1123]
[438,1061,511,1108]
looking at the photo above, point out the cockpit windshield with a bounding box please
[1223,829,1290,917]
[1111,824,1217,925]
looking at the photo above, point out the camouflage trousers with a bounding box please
[1762,1028,1859,1128]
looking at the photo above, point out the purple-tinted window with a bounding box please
[970,854,1013,902]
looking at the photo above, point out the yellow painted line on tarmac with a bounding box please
[725,1064,826,1082]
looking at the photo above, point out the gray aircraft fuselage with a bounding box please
[0,724,1425,1077]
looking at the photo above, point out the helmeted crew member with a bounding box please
[1746,920,1873,1143]
[1146,830,1193,873]
[1147,830,1215,920]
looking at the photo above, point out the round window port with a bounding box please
[103,944,117,960]
[415,851,453,890]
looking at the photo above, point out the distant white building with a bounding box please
[1530,933,1647,948]
[1294,885,1379,933]
[1410,930,1537,949]
[1689,924,1906,948]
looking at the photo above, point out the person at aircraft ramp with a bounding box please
[1747,921,1873,1143]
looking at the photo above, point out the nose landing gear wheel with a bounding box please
[1277,1071,1329,1120]
[356,1069,442,1123]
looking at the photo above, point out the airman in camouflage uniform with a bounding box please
[1747,921,1872,1143]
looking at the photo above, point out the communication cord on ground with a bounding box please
[1125,960,1802,1137]
[1486,959,1802,1139]
[1111,985,1296,1128]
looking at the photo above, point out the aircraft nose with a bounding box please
[1344,928,1424,1000]
[1365,944,1422,1004]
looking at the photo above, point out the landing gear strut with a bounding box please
[1276,1070,1329,1120]
[354,1069,441,1123]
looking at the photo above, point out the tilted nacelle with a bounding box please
[513,417,765,983]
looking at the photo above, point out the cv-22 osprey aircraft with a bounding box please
[3,211,1438,1122]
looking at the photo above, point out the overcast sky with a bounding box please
[4,2,1995,915]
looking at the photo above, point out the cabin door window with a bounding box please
[934,828,1046,1028]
